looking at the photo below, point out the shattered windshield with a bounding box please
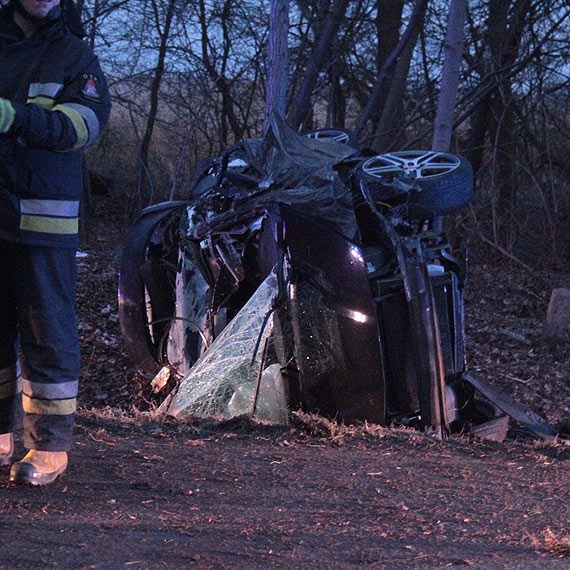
[161,273,283,421]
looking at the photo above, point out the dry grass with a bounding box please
[528,529,570,556]
[290,410,391,441]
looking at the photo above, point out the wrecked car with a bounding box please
[118,114,558,442]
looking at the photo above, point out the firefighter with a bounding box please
[0,0,111,485]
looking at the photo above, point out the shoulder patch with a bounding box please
[80,73,101,101]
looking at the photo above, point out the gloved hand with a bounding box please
[0,98,16,134]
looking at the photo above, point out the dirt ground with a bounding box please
[0,204,569,569]
[1,413,569,569]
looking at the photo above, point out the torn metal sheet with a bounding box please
[462,372,558,442]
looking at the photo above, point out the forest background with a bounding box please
[75,0,570,269]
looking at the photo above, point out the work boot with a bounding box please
[10,450,68,486]
[0,433,14,466]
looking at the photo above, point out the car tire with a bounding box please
[118,202,185,374]
[360,151,474,218]
[408,155,473,218]
[302,128,360,150]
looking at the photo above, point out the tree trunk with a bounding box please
[140,0,176,201]
[265,0,289,132]
[431,0,467,152]
[87,0,100,48]
[328,53,346,128]
[487,0,530,239]
[374,20,423,151]
[370,0,404,129]
[287,0,350,130]
[355,0,427,140]
[199,0,243,144]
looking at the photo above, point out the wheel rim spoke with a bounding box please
[305,130,349,143]
[363,151,460,179]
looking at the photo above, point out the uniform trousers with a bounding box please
[0,239,79,451]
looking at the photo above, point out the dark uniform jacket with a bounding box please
[0,4,111,247]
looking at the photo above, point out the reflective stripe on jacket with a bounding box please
[0,5,111,247]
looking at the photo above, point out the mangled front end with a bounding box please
[120,116,561,443]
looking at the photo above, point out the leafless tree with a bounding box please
[431,0,467,152]
[140,0,177,185]
[286,0,350,130]
[265,0,289,131]
[79,0,570,262]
